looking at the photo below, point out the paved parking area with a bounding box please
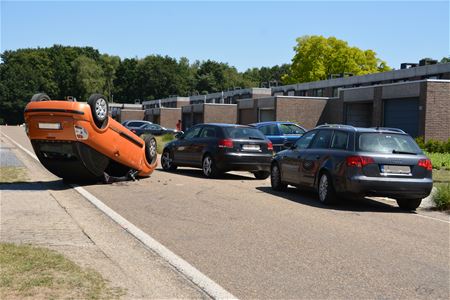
[2,125,449,299]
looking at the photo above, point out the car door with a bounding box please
[259,124,283,151]
[280,130,317,184]
[298,129,333,187]
[193,126,218,166]
[173,126,202,163]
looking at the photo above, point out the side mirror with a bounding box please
[175,132,184,139]
[283,142,295,149]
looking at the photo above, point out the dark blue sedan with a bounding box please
[250,121,306,152]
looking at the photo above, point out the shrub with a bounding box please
[425,152,450,170]
[433,184,450,210]
[416,137,450,153]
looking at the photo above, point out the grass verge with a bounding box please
[0,167,28,183]
[425,152,450,170]
[0,243,124,299]
[433,184,450,211]
[141,133,175,154]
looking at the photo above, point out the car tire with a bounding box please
[396,198,422,211]
[202,154,218,178]
[271,163,287,191]
[144,135,157,165]
[30,93,50,102]
[161,149,177,171]
[88,94,109,128]
[317,172,337,205]
[254,171,270,180]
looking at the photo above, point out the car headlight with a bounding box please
[74,125,89,140]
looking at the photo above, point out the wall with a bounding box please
[203,104,238,124]
[275,97,328,130]
[119,109,144,123]
[424,81,450,141]
[160,108,182,129]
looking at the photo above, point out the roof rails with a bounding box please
[315,124,357,131]
[371,127,406,133]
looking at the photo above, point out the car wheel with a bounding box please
[30,93,50,102]
[271,163,287,191]
[88,94,109,128]
[317,172,337,205]
[202,155,218,178]
[254,171,270,180]
[396,198,422,211]
[144,135,157,165]
[161,149,177,171]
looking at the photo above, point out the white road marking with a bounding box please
[1,131,237,300]
[413,213,450,224]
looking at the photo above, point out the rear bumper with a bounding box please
[345,175,433,199]
[216,152,272,172]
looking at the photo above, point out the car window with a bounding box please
[331,131,349,150]
[310,130,332,149]
[224,127,266,140]
[295,131,317,149]
[128,121,143,127]
[199,127,217,138]
[358,133,422,154]
[259,124,279,135]
[184,126,202,139]
[147,124,160,130]
[279,124,305,135]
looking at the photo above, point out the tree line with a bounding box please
[0,45,289,124]
[3,35,445,125]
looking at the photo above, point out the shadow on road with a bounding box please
[256,186,412,214]
[154,168,257,180]
[0,179,70,191]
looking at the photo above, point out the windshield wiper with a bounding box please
[392,150,417,155]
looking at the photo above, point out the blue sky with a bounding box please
[1,1,449,71]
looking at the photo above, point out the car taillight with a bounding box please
[267,141,273,151]
[74,125,89,140]
[346,156,374,168]
[218,138,233,148]
[418,158,433,171]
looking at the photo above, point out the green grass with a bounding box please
[425,152,450,170]
[0,243,124,299]
[0,167,28,183]
[141,133,175,154]
[433,184,450,210]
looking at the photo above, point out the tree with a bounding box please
[282,35,391,84]
[72,56,106,101]
[441,56,450,63]
[100,54,120,101]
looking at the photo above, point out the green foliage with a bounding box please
[440,56,450,63]
[161,133,175,142]
[416,137,450,153]
[425,152,450,170]
[282,35,391,84]
[432,184,450,210]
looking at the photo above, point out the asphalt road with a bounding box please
[2,125,449,299]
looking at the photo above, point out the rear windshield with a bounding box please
[225,127,266,140]
[358,133,422,154]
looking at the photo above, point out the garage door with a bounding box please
[346,103,372,127]
[384,98,419,137]
[258,109,275,122]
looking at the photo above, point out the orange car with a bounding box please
[24,93,158,182]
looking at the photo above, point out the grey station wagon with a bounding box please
[270,125,433,210]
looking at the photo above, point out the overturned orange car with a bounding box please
[24,93,158,182]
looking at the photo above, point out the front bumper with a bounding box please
[345,175,433,199]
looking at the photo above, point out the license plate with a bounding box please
[38,122,62,130]
[381,165,411,174]
[242,144,260,151]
